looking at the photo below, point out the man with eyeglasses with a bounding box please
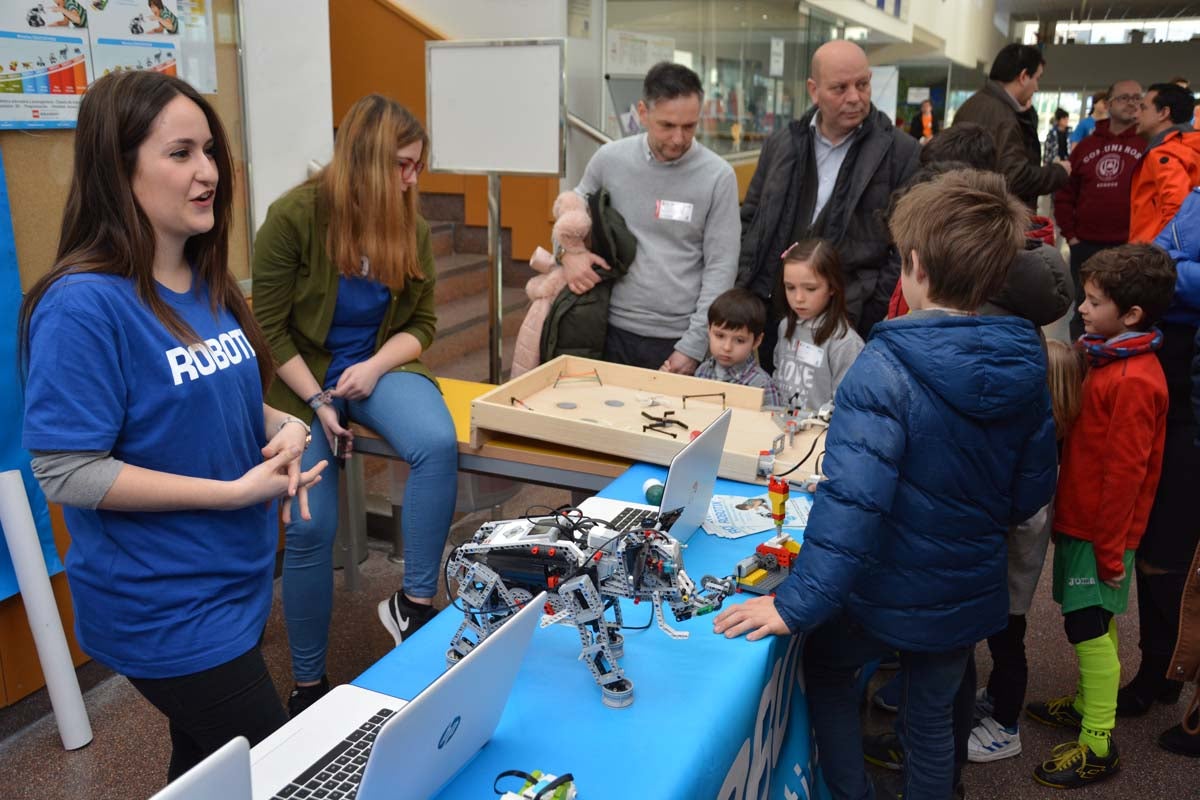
[1054,80,1145,339]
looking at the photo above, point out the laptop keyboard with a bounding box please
[608,507,656,532]
[270,708,397,800]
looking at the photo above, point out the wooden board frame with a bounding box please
[471,355,824,484]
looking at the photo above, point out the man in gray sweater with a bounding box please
[564,62,740,373]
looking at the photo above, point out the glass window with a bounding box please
[604,0,841,156]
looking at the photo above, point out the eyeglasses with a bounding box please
[1110,93,1142,104]
[395,157,424,180]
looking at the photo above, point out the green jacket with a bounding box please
[252,182,439,425]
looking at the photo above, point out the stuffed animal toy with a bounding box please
[511,192,592,377]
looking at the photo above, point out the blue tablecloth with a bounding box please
[354,464,826,799]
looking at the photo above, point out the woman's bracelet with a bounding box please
[276,416,312,449]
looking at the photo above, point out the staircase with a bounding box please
[419,192,529,382]
[360,192,533,515]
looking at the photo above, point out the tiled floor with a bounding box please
[0,481,1195,800]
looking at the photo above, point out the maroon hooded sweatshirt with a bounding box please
[1055,118,1145,243]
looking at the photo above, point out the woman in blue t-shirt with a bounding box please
[20,71,326,781]
[251,95,458,716]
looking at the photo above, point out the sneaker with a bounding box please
[863,731,904,771]
[873,674,901,713]
[973,687,995,723]
[378,591,437,646]
[287,674,330,718]
[1025,695,1083,730]
[878,653,902,671]
[1033,740,1120,789]
[967,716,1022,762]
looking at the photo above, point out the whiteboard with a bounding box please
[427,39,565,176]
[240,0,334,234]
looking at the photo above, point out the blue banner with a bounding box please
[0,148,62,599]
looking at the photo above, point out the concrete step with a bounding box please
[424,287,528,373]
[434,252,490,305]
[419,192,466,223]
[430,221,455,258]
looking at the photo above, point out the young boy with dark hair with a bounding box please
[693,287,780,406]
[1027,243,1177,788]
[713,169,1058,799]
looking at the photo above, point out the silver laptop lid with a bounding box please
[658,408,731,542]
[149,736,252,800]
[357,593,546,800]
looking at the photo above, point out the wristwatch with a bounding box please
[276,416,312,449]
[554,243,585,266]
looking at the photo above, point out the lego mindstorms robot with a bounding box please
[444,512,734,708]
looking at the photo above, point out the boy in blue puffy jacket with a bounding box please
[715,169,1058,800]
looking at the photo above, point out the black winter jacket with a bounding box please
[737,104,920,337]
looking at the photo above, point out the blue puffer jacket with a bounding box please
[773,314,1058,651]
[1156,187,1200,326]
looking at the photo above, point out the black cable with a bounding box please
[775,426,827,477]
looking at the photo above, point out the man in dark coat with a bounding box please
[953,43,1070,208]
[737,40,920,363]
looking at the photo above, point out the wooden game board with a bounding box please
[471,356,826,484]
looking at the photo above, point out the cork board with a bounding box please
[0,0,251,292]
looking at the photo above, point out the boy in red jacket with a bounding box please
[1027,243,1176,789]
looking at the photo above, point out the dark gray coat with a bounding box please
[737,104,920,336]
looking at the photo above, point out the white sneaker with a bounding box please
[967,715,1022,763]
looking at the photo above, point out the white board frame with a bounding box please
[426,39,566,177]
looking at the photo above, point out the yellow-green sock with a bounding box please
[1074,632,1120,758]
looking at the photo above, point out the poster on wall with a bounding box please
[607,29,674,76]
[86,0,180,85]
[0,3,93,129]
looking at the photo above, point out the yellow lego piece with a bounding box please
[785,540,801,555]
[740,568,769,586]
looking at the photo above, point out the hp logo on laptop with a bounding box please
[438,716,461,749]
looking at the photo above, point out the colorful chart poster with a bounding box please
[0,3,93,129]
[86,0,180,85]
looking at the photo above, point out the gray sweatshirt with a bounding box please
[772,315,864,411]
[575,134,740,361]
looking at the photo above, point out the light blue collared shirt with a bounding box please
[810,112,861,223]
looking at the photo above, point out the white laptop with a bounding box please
[579,408,731,542]
[250,592,546,800]
[149,737,253,800]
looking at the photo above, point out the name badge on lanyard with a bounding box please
[655,199,693,222]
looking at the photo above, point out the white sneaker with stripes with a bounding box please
[967,715,1022,763]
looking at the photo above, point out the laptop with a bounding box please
[149,737,252,800]
[578,408,731,542]
[250,593,546,800]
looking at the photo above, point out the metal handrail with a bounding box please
[567,112,613,145]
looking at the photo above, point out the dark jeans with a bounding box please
[129,645,287,782]
[1067,241,1116,339]
[601,324,678,370]
[804,615,971,800]
[984,614,1028,728]
[758,296,781,374]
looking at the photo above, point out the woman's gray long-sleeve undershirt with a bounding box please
[30,451,124,509]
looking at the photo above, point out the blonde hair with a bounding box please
[318,95,428,290]
[1045,340,1085,440]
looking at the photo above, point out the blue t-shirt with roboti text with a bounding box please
[22,273,274,679]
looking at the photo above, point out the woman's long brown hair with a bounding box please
[317,94,428,290]
[18,70,273,390]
